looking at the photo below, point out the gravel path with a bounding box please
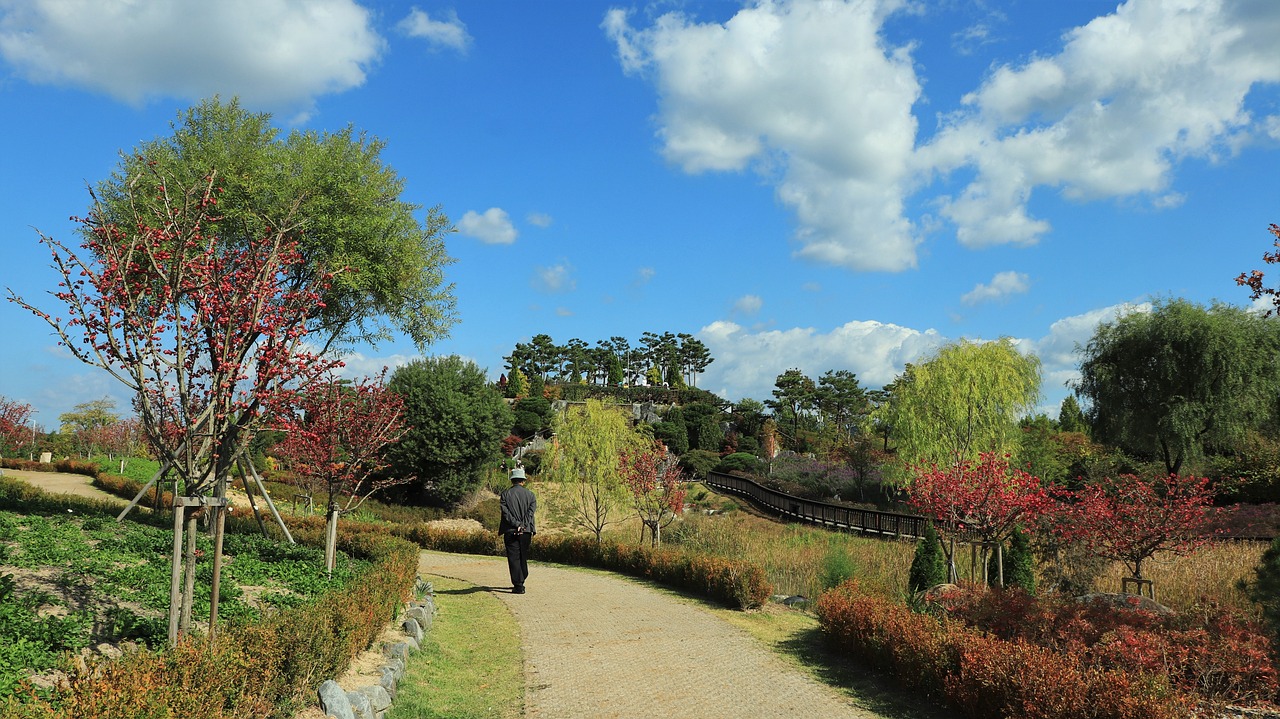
[418,550,881,719]
[1,468,126,504]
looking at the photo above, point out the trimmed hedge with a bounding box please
[816,580,1194,719]
[0,477,418,719]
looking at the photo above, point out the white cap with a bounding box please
[510,467,526,481]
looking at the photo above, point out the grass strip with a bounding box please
[386,575,523,719]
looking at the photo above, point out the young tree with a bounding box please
[618,442,687,546]
[273,373,413,575]
[908,520,947,594]
[878,339,1041,473]
[1075,299,1280,475]
[1055,473,1218,592]
[388,356,513,507]
[9,167,339,643]
[907,453,1053,585]
[546,399,643,541]
[0,396,33,458]
[59,397,121,458]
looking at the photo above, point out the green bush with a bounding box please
[466,498,502,531]
[818,548,858,592]
[714,452,764,475]
[908,521,947,594]
[679,450,719,479]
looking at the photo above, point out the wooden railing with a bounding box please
[703,471,930,540]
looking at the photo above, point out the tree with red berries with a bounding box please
[1237,223,1280,315]
[907,452,1053,585]
[619,442,686,547]
[9,165,340,643]
[273,372,413,574]
[0,396,34,458]
[1055,473,1218,593]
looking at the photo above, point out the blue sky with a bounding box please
[2,0,1279,430]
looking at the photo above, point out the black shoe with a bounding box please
[512,586,526,594]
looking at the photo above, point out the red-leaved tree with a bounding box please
[8,166,342,642]
[0,396,33,458]
[618,442,686,547]
[907,452,1053,585]
[273,372,413,574]
[1055,473,1219,591]
[1236,223,1280,315]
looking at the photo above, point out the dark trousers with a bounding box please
[504,532,532,589]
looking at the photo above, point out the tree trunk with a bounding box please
[325,506,339,577]
[996,542,1005,588]
[167,503,185,646]
[208,505,225,643]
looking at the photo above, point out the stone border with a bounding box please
[315,576,436,719]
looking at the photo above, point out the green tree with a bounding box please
[1075,299,1280,475]
[986,526,1036,593]
[388,356,514,506]
[878,338,1041,472]
[816,369,867,439]
[546,399,643,541]
[512,396,554,438]
[908,520,947,594]
[96,97,456,353]
[58,397,121,458]
[1058,395,1088,435]
[767,368,817,447]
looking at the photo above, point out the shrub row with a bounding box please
[0,458,102,479]
[936,585,1278,706]
[815,580,1194,719]
[0,477,418,719]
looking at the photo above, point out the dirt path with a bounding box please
[1,467,126,505]
[418,551,882,719]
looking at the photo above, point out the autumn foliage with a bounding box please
[618,442,686,546]
[0,397,33,458]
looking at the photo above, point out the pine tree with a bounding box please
[987,526,1036,593]
[908,520,947,593]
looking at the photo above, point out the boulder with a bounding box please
[317,680,355,719]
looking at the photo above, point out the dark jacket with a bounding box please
[499,483,537,535]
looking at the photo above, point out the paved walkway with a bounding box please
[418,551,881,719]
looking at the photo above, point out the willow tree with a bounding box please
[878,338,1041,474]
[1076,298,1280,475]
[545,399,643,541]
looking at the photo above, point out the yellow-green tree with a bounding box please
[878,338,1041,475]
[546,399,644,541]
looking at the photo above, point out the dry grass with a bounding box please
[1091,540,1267,615]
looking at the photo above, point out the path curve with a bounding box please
[0,468,125,504]
[419,550,879,719]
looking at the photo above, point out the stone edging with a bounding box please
[315,576,436,719]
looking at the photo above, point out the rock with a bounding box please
[346,689,374,719]
[384,641,409,663]
[379,667,397,699]
[779,595,809,607]
[402,617,423,642]
[403,635,420,653]
[406,605,432,630]
[358,685,393,712]
[386,656,405,682]
[96,642,123,660]
[317,680,355,719]
[922,583,960,603]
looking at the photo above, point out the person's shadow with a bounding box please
[433,586,497,595]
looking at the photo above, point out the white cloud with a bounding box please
[732,294,763,316]
[555,307,574,317]
[634,266,655,285]
[604,0,923,272]
[527,212,554,228]
[926,0,1280,247]
[607,0,1280,270]
[397,8,471,52]
[458,207,518,245]
[0,0,383,115]
[960,271,1030,305]
[533,262,576,293]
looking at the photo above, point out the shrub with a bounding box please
[679,450,720,480]
[466,498,502,531]
[986,526,1035,593]
[908,520,947,594]
[819,548,858,592]
[714,452,764,475]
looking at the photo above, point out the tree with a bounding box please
[816,369,867,439]
[767,368,816,446]
[1055,473,1217,590]
[1236,223,1280,316]
[9,166,338,644]
[1058,395,1088,435]
[677,334,714,387]
[512,396,553,439]
[273,373,413,574]
[619,442,687,546]
[545,399,643,541]
[908,520,947,594]
[0,396,33,458]
[1075,299,1280,475]
[59,397,121,457]
[94,97,456,353]
[878,339,1041,473]
[388,356,513,506]
[986,526,1036,593]
[906,453,1053,585]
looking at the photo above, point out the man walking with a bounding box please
[499,464,536,594]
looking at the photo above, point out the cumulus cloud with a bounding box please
[733,294,764,316]
[0,0,383,115]
[397,7,471,52]
[604,1,923,272]
[458,207,518,245]
[527,212,554,228]
[960,271,1030,305]
[533,262,576,293]
[606,0,1280,270]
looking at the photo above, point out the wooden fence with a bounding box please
[704,470,930,540]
